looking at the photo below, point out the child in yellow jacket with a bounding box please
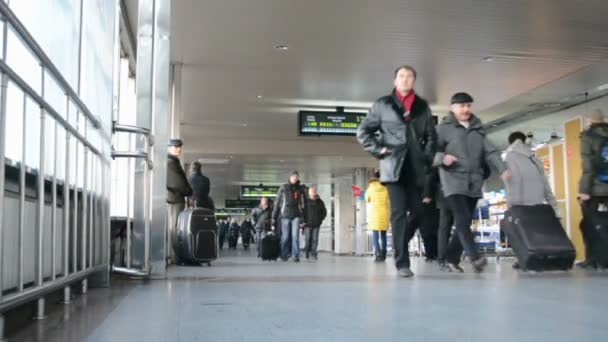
[366,171,391,262]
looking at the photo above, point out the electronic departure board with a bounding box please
[240,185,280,198]
[299,111,367,136]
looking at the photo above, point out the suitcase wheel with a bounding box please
[207,262,212,267]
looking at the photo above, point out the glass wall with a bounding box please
[1,0,116,301]
[5,0,116,170]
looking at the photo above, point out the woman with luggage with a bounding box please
[366,171,391,262]
[252,197,274,257]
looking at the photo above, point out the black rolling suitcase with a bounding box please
[174,208,218,266]
[261,232,281,261]
[504,205,575,271]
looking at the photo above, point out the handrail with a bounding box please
[0,59,106,162]
[0,265,107,313]
[0,1,102,130]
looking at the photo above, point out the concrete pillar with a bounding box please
[333,175,355,255]
[353,168,373,255]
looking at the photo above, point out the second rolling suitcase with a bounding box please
[174,208,218,266]
[504,204,575,271]
[260,232,281,261]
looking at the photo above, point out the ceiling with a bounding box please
[126,0,608,201]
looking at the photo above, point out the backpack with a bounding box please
[589,131,608,183]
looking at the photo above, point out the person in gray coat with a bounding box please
[504,131,559,213]
[434,92,510,273]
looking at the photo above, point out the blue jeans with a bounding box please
[373,230,387,256]
[281,218,301,259]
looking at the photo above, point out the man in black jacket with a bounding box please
[188,161,213,210]
[357,65,437,278]
[304,187,327,260]
[167,139,193,263]
[273,171,308,262]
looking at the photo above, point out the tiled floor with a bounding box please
[8,249,608,342]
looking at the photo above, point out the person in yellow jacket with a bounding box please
[366,171,391,262]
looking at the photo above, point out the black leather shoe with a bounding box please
[472,257,488,273]
[576,260,598,270]
[447,263,464,273]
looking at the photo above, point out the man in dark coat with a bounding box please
[188,161,213,210]
[357,65,437,278]
[304,187,327,260]
[433,93,509,273]
[166,139,193,263]
[273,171,308,262]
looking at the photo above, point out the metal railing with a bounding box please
[0,1,111,322]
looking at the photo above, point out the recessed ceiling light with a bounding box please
[482,56,494,62]
[242,123,248,127]
[274,45,289,51]
[256,95,263,99]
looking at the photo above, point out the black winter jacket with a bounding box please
[167,154,193,204]
[188,173,211,208]
[252,206,273,231]
[357,90,437,188]
[273,182,308,222]
[305,196,327,228]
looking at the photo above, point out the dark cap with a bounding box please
[450,92,474,105]
[290,170,299,177]
[168,139,184,147]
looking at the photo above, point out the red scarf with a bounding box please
[395,90,416,113]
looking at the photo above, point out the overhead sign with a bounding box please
[299,111,366,136]
[240,185,279,198]
[225,199,260,208]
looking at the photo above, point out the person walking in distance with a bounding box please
[434,93,510,273]
[365,171,391,262]
[304,187,327,260]
[273,171,308,263]
[357,65,437,278]
[252,197,274,257]
[188,161,213,210]
[166,139,193,264]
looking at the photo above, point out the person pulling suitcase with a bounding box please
[503,132,570,270]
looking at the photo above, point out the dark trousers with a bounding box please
[219,229,226,250]
[407,203,439,259]
[580,197,608,261]
[437,204,454,263]
[304,226,321,257]
[445,195,480,264]
[386,180,421,269]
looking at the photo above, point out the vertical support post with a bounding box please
[72,139,78,275]
[0,14,9,301]
[133,0,172,277]
[126,136,133,268]
[61,286,71,305]
[51,121,58,281]
[63,98,71,278]
[36,99,46,287]
[18,93,26,292]
[33,298,46,320]
[89,155,94,268]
